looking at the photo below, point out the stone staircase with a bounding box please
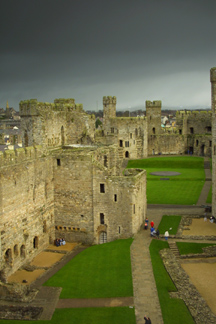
[168,241,180,258]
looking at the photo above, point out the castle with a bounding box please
[0,71,214,283]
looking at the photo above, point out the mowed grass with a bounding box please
[150,240,195,324]
[158,215,181,235]
[127,156,205,205]
[176,242,216,255]
[0,308,136,324]
[44,239,133,298]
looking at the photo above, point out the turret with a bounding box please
[103,96,116,125]
[145,100,162,135]
[5,100,11,119]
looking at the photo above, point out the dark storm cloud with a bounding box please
[0,0,216,110]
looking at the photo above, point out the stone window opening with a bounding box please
[130,133,132,139]
[114,194,117,202]
[33,236,39,249]
[104,155,108,167]
[190,127,194,134]
[133,204,135,214]
[20,245,25,258]
[100,213,104,224]
[111,127,114,133]
[125,141,129,147]
[179,129,182,135]
[100,183,105,193]
[152,127,155,134]
[135,128,138,136]
[118,226,121,234]
[196,140,199,147]
[125,151,129,158]
[119,140,123,147]
[24,130,28,147]
[14,244,19,257]
[210,141,212,147]
[61,126,65,146]
[43,220,47,233]
[206,126,212,132]
[57,159,61,166]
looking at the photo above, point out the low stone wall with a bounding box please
[0,305,43,320]
[160,249,216,324]
[0,282,37,302]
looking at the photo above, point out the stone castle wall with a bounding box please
[148,134,185,155]
[20,99,95,148]
[0,147,55,278]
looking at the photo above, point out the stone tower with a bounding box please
[5,100,10,119]
[103,96,116,126]
[210,67,216,216]
[145,100,162,135]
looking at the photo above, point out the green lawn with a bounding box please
[149,240,195,324]
[44,239,133,298]
[0,308,136,324]
[127,156,205,205]
[158,215,181,235]
[176,242,216,255]
[206,185,212,203]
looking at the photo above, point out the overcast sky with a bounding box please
[1,0,216,111]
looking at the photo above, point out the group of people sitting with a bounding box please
[144,218,160,239]
[55,238,66,246]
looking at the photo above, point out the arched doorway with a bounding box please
[200,144,205,156]
[5,248,12,264]
[99,231,107,244]
[125,151,129,158]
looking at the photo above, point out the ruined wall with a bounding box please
[211,67,216,217]
[0,147,54,278]
[20,99,95,148]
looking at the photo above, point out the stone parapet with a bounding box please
[0,146,43,167]
[145,100,161,108]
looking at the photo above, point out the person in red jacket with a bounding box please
[150,221,154,228]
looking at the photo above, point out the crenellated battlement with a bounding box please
[103,96,116,105]
[145,100,161,108]
[176,110,212,119]
[210,67,216,82]
[19,98,83,117]
[0,145,44,167]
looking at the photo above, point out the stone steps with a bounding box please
[168,242,180,258]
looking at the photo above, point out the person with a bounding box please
[164,230,169,240]
[144,315,151,324]
[144,222,148,230]
[150,227,156,237]
[61,238,66,245]
[145,217,149,228]
[210,217,214,223]
[150,221,154,228]
[156,228,160,239]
